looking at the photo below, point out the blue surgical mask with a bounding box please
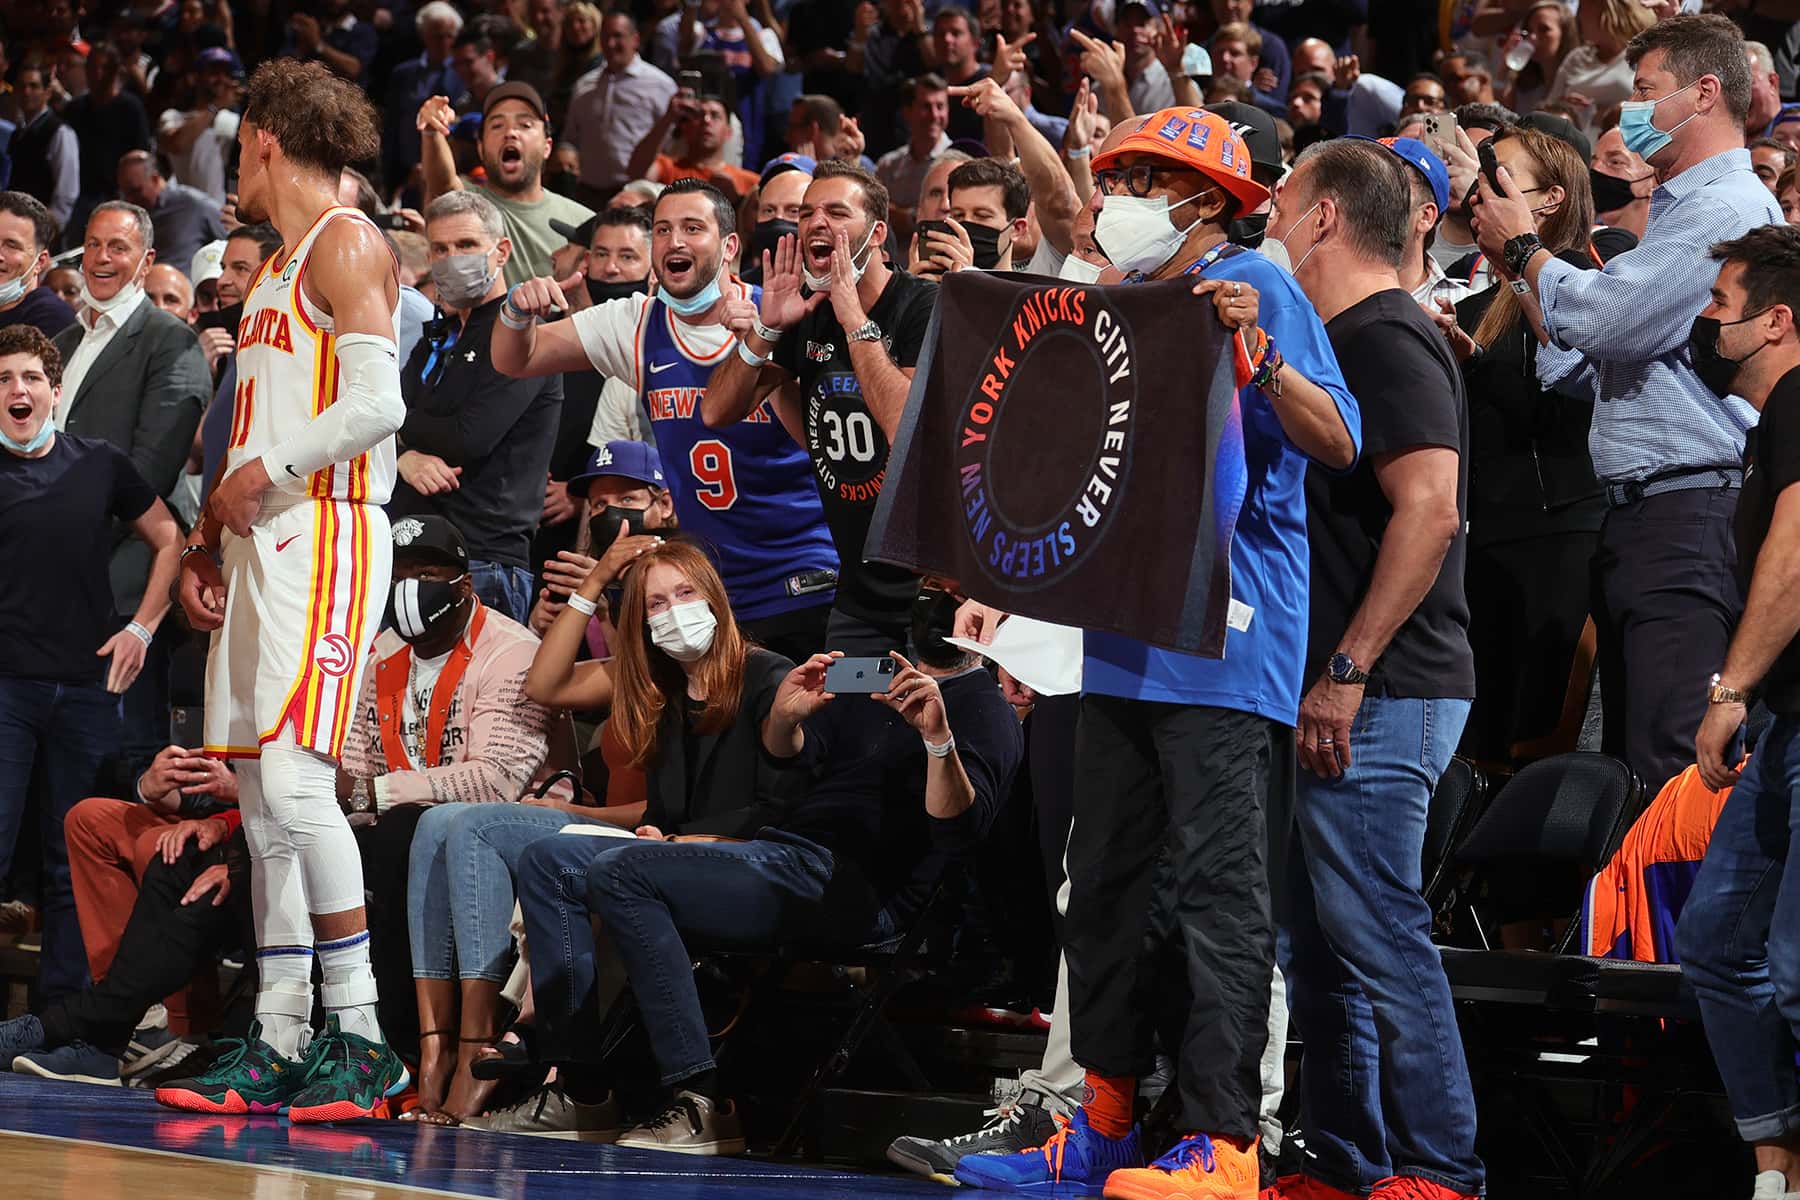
[0,415,54,456]
[1618,80,1699,162]
[659,271,722,316]
[0,268,32,308]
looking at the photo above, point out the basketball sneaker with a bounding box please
[1259,1175,1362,1200]
[286,1016,411,1123]
[153,1022,309,1114]
[888,1081,1060,1183]
[954,1108,1145,1196]
[1104,1132,1260,1200]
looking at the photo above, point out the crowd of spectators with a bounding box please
[7,1,1800,1198]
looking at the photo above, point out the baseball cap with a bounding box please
[196,46,243,77]
[1352,135,1450,218]
[1518,111,1592,165]
[567,440,666,497]
[1119,0,1163,16]
[450,112,483,141]
[1093,107,1269,213]
[190,240,226,286]
[1206,101,1283,185]
[390,514,469,570]
[759,152,817,185]
[549,214,600,247]
[1180,44,1213,80]
[483,80,547,122]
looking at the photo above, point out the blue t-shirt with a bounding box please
[572,287,840,622]
[1082,249,1361,725]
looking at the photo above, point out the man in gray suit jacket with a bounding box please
[53,200,210,756]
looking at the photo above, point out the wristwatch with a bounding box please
[847,319,883,344]
[1502,231,1544,278]
[1327,652,1370,686]
[1708,673,1750,705]
[349,776,375,814]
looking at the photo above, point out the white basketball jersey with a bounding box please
[227,205,400,506]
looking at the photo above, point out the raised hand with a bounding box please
[873,652,952,742]
[1151,13,1185,77]
[759,233,825,329]
[506,275,566,321]
[1070,29,1126,91]
[1065,78,1100,154]
[773,651,842,726]
[950,77,1023,126]
[989,29,1036,90]
[417,94,455,137]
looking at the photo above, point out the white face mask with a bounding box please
[1258,201,1323,278]
[1093,192,1205,277]
[647,598,718,663]
[801,224,879,293]
[80,253,147,317]
[1058,252,1105,283]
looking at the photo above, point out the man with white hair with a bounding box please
[392,190,563,624]
[384,1,470,205]
[1747,40,1783,140]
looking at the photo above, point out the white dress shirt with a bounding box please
[56,288,145,428]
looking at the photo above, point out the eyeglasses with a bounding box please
[1096,163,1202,198]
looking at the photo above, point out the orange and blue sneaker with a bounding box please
[286,1016,411,1123]
[954,1108,1145,1196]
[1104,1132,1261,1200]
[153,1022,309,1115]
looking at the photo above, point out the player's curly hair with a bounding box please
[243,58,380,177]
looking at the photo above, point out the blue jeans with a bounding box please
[0,677,123,1000]
[407,802,593,982]
[1678,717,1800,1141]
[1285,695,1483,1195]
[518,831,634,1066]
[469,561,534,626]
[584,835,834,1084]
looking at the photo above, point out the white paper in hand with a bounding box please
[946,615,1083,696]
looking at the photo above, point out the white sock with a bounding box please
[253,946,315,1060]
[317,930,383,1043]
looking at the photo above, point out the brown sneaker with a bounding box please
[614,1091,746,1156]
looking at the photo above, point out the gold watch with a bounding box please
[1708,673,1749,705]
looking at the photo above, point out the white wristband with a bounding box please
[1065,144,1092,159]
[753,317,784,343]
[125,621,153,648]
[923,733,956,759]
[738,340,770,368]
[499,303,536,331]
[565,592,599,616]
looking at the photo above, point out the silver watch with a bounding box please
[350,776,374,814]
[847,319,883,343]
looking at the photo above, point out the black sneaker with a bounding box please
[886,1082,1060,1183]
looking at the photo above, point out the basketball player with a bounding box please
[155,60,409,1122]
[493,178,840,663]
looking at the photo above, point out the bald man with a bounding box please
[143,263,195,323]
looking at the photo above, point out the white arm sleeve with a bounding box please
[259,332,407,483]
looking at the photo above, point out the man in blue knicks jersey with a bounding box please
[493,179,839,662]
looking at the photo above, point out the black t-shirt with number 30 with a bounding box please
[773,267,939,628]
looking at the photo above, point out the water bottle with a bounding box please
[1504,33,1535,73]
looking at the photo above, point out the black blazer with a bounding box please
[54,300,210,611]
[644,648,807,838]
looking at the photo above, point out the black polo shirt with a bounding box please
[392,297,563,570]
[1736,366,1800,715]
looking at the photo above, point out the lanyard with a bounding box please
[376,603,488,771]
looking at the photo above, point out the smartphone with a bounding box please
[170,706,204,749]
[678,69,704,93]
[1478,139,1504,193]
[371,211,410,231]
[824,656,898,694]
[1421,111,1457,154]
[784,568,838,597]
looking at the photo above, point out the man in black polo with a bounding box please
[390,189,563,625]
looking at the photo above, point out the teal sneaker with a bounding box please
[286,1016,411,1123]
[153,1022,308,1115]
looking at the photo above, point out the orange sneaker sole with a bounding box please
[288,1096,392,1124]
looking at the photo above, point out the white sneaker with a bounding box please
[1751,1169,1800,1200]
[615,1091,746,1156]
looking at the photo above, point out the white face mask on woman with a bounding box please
[647,598,718,662]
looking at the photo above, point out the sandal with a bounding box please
[469,1023,537,1081]
[399,1029,457,1121]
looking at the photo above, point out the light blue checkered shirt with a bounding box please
[1535,147,1783,484]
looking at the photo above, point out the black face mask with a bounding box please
[910,588,963,668]
[958,221,1009,270]
[1689,310,1771,400]
[749,218,797,267]
[1228,213,1269,249]
[1589,168,1641,214]
[586,277,649,305]
[589,503,652,551]
[391,576,468,643]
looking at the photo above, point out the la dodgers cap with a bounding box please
[1350,135,1451,218]
[567,440,666,496]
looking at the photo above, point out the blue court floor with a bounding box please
[0,1073,954,1199]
